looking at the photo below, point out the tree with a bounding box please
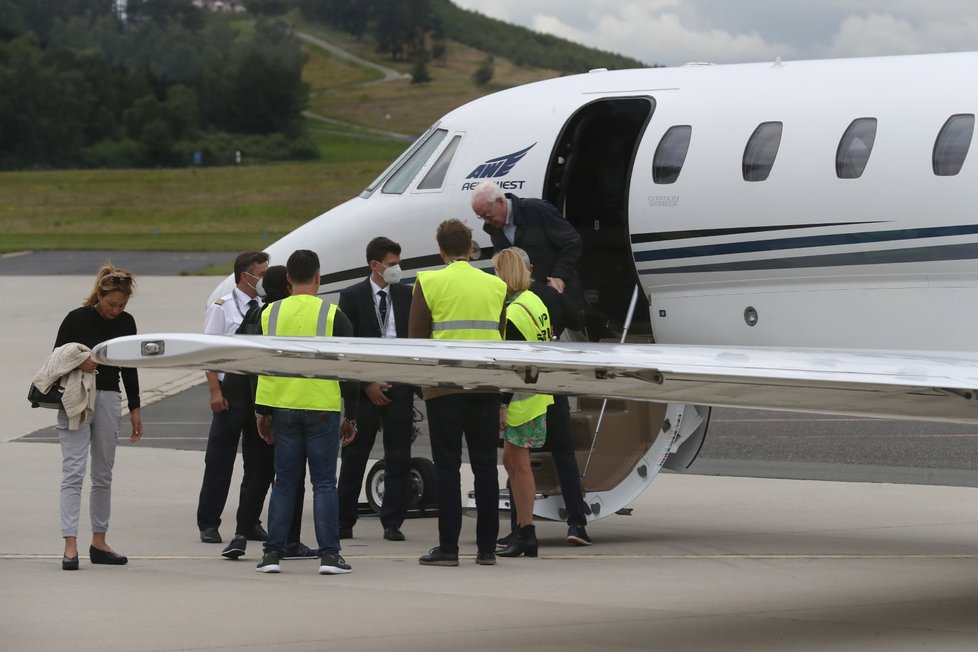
[409,47,430,84]
[472,54,494,86]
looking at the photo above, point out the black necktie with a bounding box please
[378,290,388,329]
[247,299,258,313]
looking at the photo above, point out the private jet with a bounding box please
[95,51,978,523]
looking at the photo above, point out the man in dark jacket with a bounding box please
[336,237,416,542]
[471,181,583,334]
[471,181,594,547]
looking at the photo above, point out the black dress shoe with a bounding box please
[200,527,222,544]
[383,527,405,542]
[240,523,268,542]
[475,551,497,566]
[89,546,128,565]
[418,547,459,566]
[62,555,79,571]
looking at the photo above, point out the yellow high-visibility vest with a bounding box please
[505,290,554,426]
[417,260,506,341]
[256,294,341,411]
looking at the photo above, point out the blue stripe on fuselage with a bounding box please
[632,224,978,263]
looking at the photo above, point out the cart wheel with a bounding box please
[365,460,386,513]
[409,457,437,507]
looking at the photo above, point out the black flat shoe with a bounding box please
[89,545,128,565]
[62,555,79,571]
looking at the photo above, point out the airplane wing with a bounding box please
[93,334,978,424]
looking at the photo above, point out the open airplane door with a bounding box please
[502,94,712,522]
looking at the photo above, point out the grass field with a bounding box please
[0,137,405,255]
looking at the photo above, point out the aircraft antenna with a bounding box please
[582,284,641,481]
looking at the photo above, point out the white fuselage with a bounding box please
[212,51,978,354]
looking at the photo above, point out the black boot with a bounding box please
[497,524,538,558]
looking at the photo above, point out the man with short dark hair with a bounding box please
[337,237,416,542]
[254,249,360,575]
[409,219,507,567]
[197,251,274,547]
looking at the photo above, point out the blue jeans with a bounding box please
[264,409,341,556]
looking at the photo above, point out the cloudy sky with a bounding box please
[451,0,978,66]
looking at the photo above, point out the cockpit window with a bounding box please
[418,135,461,190]
[652,125,692,184]
[836,118,877,179]
[382,128,448,194]
[743,121,783,182]
[933,114,974,176]
[361,126,437,198]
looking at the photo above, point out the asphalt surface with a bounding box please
[0,250,234,275]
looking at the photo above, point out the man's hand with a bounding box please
[340,419,357,447]
[365,382,392,406]
[210,388,228,412]
[546,276,566,294]
[256,414,273,444]
[499,405,508,432]
[79,357,98,373]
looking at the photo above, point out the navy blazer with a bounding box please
[482,193,583,282]
[338,277,412,339]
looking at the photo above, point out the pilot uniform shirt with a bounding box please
[204,287,262,381]
[369,277,397,339]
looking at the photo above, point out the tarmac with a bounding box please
[5,273,978,651]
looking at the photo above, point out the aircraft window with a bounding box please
[933,114,975,176]
[380,128,448,195]
[742,122,783,182]
[652,125,692,184]
[361,126,437,197]
[836,118,877,179]
[418,135,461,190]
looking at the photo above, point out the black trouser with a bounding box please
[507,394,587,530]
[196,378,275,534]
[426,393,500,555]
[337,385,414,531]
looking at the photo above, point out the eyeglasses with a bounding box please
[476,210,493,221]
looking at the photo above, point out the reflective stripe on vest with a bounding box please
[256,295,341,411]
[418,261,506,341]
[505,290,554,426]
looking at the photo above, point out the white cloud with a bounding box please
[826,13,978,58]
[450,1,978,66]
[532,7,792,66]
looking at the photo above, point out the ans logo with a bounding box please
[461,143,535,191]
[466,144,535,179]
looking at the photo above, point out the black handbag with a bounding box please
[28,382,64,409]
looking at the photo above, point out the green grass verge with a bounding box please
[0,135,406,255]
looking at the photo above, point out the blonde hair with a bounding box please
[83,262,136,307]
[492,248,531,293]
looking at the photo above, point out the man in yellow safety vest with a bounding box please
[408,219,507,567]
[254,249,360,576]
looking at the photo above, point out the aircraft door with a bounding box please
[543,96,655,340]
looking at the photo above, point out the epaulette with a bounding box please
[214,298,225,305]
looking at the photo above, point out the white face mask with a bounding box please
[255,277,267,299]
[243,271,261,293]
[382,263,403,285]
